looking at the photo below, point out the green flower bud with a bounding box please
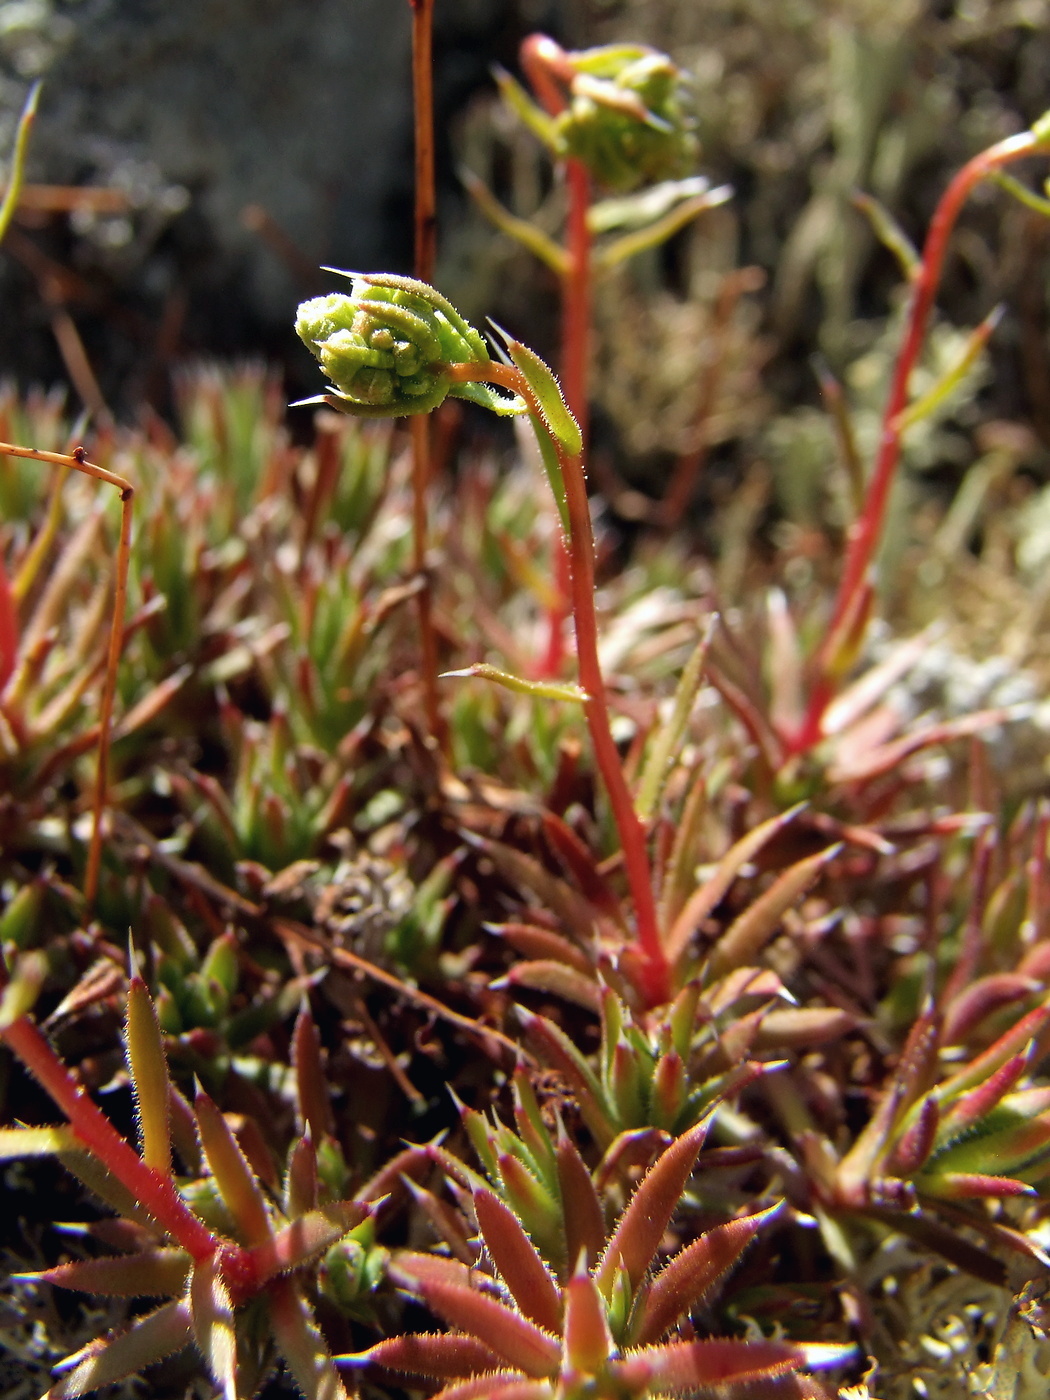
[557,45,697,193]
[295,271,525,420]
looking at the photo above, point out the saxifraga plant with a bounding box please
[0,960,382,1400]
[343,1115,855,1400]
[295,270,672,1007]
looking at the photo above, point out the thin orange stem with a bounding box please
[798,128,1045,751]
[408,0,442,745]
[447,362,669,1004]
[1,1014,218,1261]
[0,441,132,903]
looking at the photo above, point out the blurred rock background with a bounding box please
[0,0,578,413]
[1,0,1049,503]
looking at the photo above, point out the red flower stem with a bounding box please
[447,361,669,1005]
[520,34,588,679]
[408,0,443,745]
[1,1015,219,1262]
[542,157,593,677]
[799,127,1046,751]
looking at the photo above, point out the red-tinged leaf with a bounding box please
[938,1050,1031,1140]
[555,1127,606,1275]
[612,1338,805,1392]
[268,1273,350,1400]
[542,813,627,928]
[706,966,791,1015]
[125,977,172,1176]
[190,1256,236,1400]
[498,961,602,1013]
[705,664,785,776]
[428,1141,491,1200]
[887,1094,938,1176]
[402,1177,476,1265]
[517,1009,609,1147]
[511,1071,558,1181]
[709,846,841,976]
[343,1333,507,1379]
[594,1128,672,1195]
[24,1247,190,1299]
[1,1018,215,1259]
[497,1152,563,1265]
[389,1253,560,1378]
[941,974,1039,1047]
[286,1134,318,1218]
[837,1007,938,1199]
[246,1201,369,1289]
[430,1375,551,1400]
[915,1171,1036,1200]
[475,1188,562,1332]
[931,1114,1050,1177]
[751,1005,857,1052]
[563,1262,613,1374]
[293,1002,336,1141]
[939,1003,1050,1103]
[650,1049,686,1131]
[490,923,594,976]
[595,1119,709,1298]
[474,840,599,944]
[355,1143,432,1205]
[633,1202,785,1346]
[834,708,1021,784]
[666,805,808,963]
[44,1298,192,1399]
[194,1085,272,1247]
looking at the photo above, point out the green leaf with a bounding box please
[501,337,582,456]
[441,663,587,704]
[494,67,563,154]
[194,1086,272,1247]
[126,977,173,1176]
[0,81,40,248]
[460,167,569,275]
[635,619,715,820]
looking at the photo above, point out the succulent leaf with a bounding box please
[45,1299,193,1400]
[632,1201,785,1346]
[474,1187,563,1332]
[389,1252,561,1377]
[126,974,173,1176]
[595,1117,709,1297]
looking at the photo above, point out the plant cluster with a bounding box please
[4,11,1050,1400]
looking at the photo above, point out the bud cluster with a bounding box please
[295,271,520,419]
[556,45,698,192]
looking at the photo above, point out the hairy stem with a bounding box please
[542,157,593,677]
[448,361,669,1004]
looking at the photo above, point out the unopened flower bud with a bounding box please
[557,45,697,192]
[296,271,523,419]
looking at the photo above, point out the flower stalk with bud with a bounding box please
[297,272,670,1005]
